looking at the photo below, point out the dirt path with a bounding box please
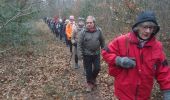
[0,20,164,100]
[0,20,114,100]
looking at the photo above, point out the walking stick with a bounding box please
[69,51,73,67]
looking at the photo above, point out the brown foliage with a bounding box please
[0,20,165,100]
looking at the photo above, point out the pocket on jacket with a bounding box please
[109,65,122,77]
[145,56,159,76]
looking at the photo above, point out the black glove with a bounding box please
[115,56,136,69]
[72,42,77,46]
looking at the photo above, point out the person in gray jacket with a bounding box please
[71,17,85,69]
[77,16,105,92]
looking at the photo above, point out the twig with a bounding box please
[17,11,36,18]
[0,0,43,30]
[69,52,73,66]
[0,12,21,29]
[0,10,36,30]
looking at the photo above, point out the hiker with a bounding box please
[57,18,63,41]
[77,16,105,92]
[66,15,76,52]
[60,18,66,43]
[71,17,85,69]
[102,10,170,100]
[63,19,69,45]
[50,19,55,34]
[53,16,59,38]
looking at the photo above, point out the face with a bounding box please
[78,21,84,28]
[138,22,157,40]
[86,18,95,30]
[70,18,74,24]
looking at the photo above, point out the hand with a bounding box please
[72,42,77,46]
[163,90,170,100]
[115,56,136,69]
[78,54,83,60]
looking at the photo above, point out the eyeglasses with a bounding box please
[139,25,157,30]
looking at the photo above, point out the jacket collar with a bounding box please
[129,32,156,47]
[85,27,97,32]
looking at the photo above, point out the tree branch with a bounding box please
[0,10,37,30]
[18,11,36,18]
[0,0,43,30]
[0,12,21,29]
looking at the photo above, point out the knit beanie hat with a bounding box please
[78,17,85,21]
[132,11,160,35]
[78,17,85,27]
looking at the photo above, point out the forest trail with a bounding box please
[0,20,114,100]
[0,19,165,100]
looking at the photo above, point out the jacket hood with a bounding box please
[129,32,156,47]
[132,11,160,36]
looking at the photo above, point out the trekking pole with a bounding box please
[69,43,74,67]
[69,51,73,67]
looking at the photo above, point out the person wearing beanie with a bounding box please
[71,17,85,69]
[102,10,170,100]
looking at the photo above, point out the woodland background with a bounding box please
[0,0,170,100]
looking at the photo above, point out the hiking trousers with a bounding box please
[83,55,101,84]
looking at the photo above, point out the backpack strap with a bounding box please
[81,27,102,41]
[96,27,102,36]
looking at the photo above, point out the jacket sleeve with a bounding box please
[71,28,77,44]
[102,38,123,77]
[99,29,105,49]
[155,43,170,90]
[66,23,71,39]
[102,38,120,66]
[77,30,84,58]
[65,23,69,38]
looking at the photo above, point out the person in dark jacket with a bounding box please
[77,16,105,92]
[102,10,170,100]
[57,18,63,41]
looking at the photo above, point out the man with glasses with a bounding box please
[77,16,105,92]
[102,11,170,100]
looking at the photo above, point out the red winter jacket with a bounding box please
[102,32,170,100]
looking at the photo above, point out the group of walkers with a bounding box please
[44,10,170,100]
[43,16,67,43]
[44,15,105,92]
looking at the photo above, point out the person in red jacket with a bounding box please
[102,10,170,100]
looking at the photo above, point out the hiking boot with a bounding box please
[92,79,97,86]
[90,79,97,90]
[86,83,93,92]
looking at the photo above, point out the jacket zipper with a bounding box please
[140,50,144,64]
[135,84,139,100]
[135,49,143,100]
